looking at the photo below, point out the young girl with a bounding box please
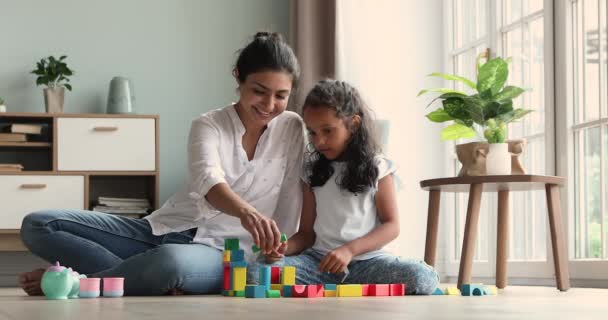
[265,79,438,295]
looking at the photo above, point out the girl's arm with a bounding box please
[284,182,317,255]
[344,174,400,256]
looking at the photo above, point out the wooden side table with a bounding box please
[420,175,569,291]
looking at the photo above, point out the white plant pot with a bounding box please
[486,143,511,175]
[0,105,6,113]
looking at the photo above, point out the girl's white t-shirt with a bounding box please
[308,155,398,260]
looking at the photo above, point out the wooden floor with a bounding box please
[0,285,605,320]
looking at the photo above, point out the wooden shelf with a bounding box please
[0,142,52,147]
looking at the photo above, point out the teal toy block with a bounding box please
[282,285,293,297]
[259,266,271,288]
[230,261,247,268]
[432,287,444,295]
[225,238,239,251]
[245,285,266,298]
[461,284,486,296]
[324,284,337,290]
[230,250,245,262]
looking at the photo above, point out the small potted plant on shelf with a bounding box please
[0,97,6,112]
[418,56,533,176]
[31,55,74,113]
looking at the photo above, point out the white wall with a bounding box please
[336,0,445,258]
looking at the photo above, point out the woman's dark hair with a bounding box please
[303,79,381,194]
[234,32,300,89]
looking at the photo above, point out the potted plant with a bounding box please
[31,55,74,113]
[0,97,6,112]
[418,56,533,175]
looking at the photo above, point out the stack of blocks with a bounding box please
[222,238,411,299]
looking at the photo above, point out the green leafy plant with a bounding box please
[418,56,532,143]
[31,55,74,91]
[0,97,4,105]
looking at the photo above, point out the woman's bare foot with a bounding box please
[18,268,45,296]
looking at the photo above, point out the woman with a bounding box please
[18,32,305,296]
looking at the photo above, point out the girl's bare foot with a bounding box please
[18,268,45,296]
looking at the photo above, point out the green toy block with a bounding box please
[252,233,288,253]
[266,289,281,298]
[225,238,239,251]
[234,290,245,297]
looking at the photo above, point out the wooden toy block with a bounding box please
[223,261,231,268]
[230,249,245,262]
[271,284,283,291]
[234,290,245,297]
[484,285,498,295]
[337,284,362,297]
[281,266,296,285]
[432,287,444,295]
[324,290,337,297]
[222,290,230,296]
[361,284,369,296]
[225,238,239,251]
[445,287,461,295]
[259,266,271,287]
[266,289,281,298]
[245,285,266,298]
[223,265,231,290]
[252,233,288,253]
[389,284,405,296]
[368,284,389,296]
[271,266,281,283]
[461,284,486,296]
[304,284,324,298]
[230,261,247,268]
[324,284,337,290]
[292,285,307,298]
[282,285,293,297]
[232,267,246,291]
[223,250,231,262]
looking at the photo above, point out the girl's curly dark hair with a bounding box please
[303,79,381,194]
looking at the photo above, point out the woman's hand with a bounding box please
[319,246,354,274]
[239,209,281,254]
[265,242,288,264]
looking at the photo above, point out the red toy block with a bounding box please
[292,285,307,298]
[389,284,405,296]
[304,284,324,298]
[223,266,231,290]
[368,284,390,296]
[271,266,281,284]
[361,284,370,296]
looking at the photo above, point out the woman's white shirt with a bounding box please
[145,104,305,257]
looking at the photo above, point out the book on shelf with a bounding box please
[3,123,43,135]
[98,196,151,208]
[0,133,26,142]
[92,205,149,214]
[0,164,24,172]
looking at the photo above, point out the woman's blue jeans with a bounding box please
[20,209,223,296]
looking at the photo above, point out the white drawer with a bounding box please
[58,118,156,171]
[0,175,84,229]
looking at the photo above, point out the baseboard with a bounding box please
[441,275,608,289]
[0,252,46,287]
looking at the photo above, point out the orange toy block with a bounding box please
[223,250,231,262]
[337,284,362,297]
[324,290,337,297]
[368,284,390,296]
[271,266,281,284]
[271,284,283,291]
[389,284,405,296]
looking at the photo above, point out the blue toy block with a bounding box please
[259,266,271,288]
[432,287,444,295]
[282,285,293,297]
[324,284,337,290]
[245,285,266,298]
[461,284,486,296]
[230,261,247,268]
[231,249,245,262]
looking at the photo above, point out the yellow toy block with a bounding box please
[484,285,498,295]
[271,284,283,291]
[324,290,336,297]
[281,266,296,285]
[223,251,231,262]
[337,284,362,297]
[445,287,461,295]
[232,267,246,291]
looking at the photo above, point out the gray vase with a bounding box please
[44,87,65,113]
[107,77,136,114]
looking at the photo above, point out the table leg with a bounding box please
[424,190,441,267]
[496,190,509,289]
[457,183,483,289]
[546,184,570,291]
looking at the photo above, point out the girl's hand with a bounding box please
[265,242,288,264]
[239,209,281,254]
[319,246,354,274]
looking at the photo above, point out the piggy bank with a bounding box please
[41,262,73,300]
